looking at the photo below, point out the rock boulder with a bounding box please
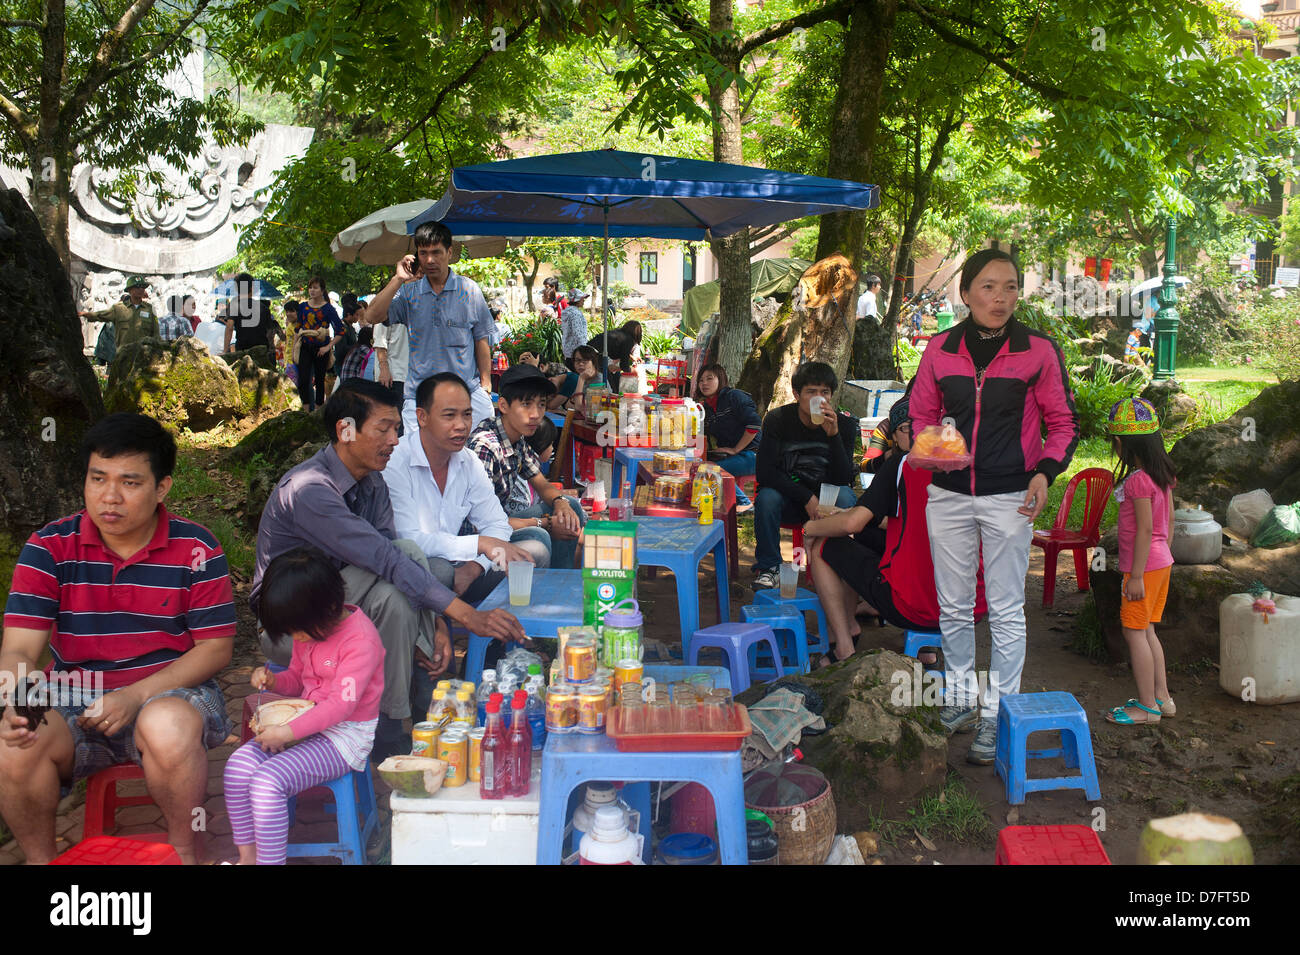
[1168,379,1300,517]
[0,189,105,539]
[1142,378,1199,434]
[777,650,948,830]
[104,337,301,432]
[104,337,244,431]
[226,410,327,527]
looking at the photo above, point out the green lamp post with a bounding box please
[1153,216,1179,380]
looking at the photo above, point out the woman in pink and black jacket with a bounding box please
[910,248,1079,766]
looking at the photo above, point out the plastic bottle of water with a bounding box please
[525,677,546,751]
[477,670,497,727]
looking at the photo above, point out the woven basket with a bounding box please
[746,783,836,865]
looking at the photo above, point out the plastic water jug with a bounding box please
[578,805,644,865]
[572,782,619,845]
[1171,506,1223,564]
[1219,592,1300,705]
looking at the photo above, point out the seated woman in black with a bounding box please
[694,363,761,509]
[802,397,987,665]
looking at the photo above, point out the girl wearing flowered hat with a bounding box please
[1104,396,1178,725]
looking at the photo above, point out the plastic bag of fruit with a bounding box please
[908,423,972,471]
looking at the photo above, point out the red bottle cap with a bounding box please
[489,691,504,705]
[486,702,501,714]
[512,690,527,708]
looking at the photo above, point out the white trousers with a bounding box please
[925,485,1034,719]
[402,385,495,435]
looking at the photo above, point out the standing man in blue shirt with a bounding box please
[365,222,496,435]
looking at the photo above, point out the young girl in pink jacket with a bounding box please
[224,548,385,865]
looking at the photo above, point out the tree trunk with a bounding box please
[708,0,751,383]
[29,148,72,272]
[738,254,858,415]
[814,0,899,272]
[1139,247,1160,280]
[520,258,540,313]
[850,114,958,381]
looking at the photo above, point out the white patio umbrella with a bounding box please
[1129,275,1190,303]
[331,199,522,265]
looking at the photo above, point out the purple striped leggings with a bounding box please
[224,736,350,865]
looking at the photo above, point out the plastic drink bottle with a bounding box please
[507,690,533,797]
[477,670,497,726]
[479,701,506,800]
[698,491,713,525]
[525,678,546,751]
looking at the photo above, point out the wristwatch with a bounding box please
[536,517,544,528]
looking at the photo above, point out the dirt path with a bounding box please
[636,520,1300,865]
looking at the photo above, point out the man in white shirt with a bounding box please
[382,372,533,608]
[855,273,882,323]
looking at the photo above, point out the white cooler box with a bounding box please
[390,765,541,865]
[843,379,907,419]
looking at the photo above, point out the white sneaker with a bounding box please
[752,570,778,590]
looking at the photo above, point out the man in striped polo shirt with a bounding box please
[0,414,235,864]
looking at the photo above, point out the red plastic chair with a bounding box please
[82,764,166,841]
[1032,467,1113,607]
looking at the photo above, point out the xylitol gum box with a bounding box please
[582,521,637,627]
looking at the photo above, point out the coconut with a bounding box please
[1137,812,1254,865]
[378,755,449,798]
[250,698,314,735]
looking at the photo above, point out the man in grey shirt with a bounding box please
[251,379,524,759]
[365,221,495,436]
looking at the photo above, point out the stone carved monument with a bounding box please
[0,48,312,352]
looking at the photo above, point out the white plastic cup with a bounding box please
[779,561,798,599]
[809,395,825,425]
[819,483,839,510]
[508,560,533,606]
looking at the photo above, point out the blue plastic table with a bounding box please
[634,516,730,644]
[466,569,585,683]
[539,662,742,866]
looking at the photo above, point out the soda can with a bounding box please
[411,721,440,757]
[468,727,485,782]
[613,659,644,695]
[545,683,578,734]
[578,685,608,734]
[438,730,468,787]
[564,636,597,684]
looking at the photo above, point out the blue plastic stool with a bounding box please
[994,692,1102,806]
[752,587,829,655]
[687,622,783,693]
[539,738,747,865]
[740,604,810,676]
[283,763,379,865]
[902,629,945,682]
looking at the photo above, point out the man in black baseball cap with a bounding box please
[467,363,586,567]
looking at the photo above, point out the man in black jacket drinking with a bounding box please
[752,362,857,589]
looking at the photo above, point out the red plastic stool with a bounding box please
[51,835,182,865]
[995,825,1111,865]
[82,764,162,840]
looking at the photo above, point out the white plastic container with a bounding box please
[1219,592,1300,705]
[578,805,644,865]
[1170,506,1223,564]
[390,764,541,865]
[572,782,618,844]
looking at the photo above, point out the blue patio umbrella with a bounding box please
[406,149,879,363]
[212,277,283,300]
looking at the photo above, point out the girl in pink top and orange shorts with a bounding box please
[1104,398,1177,726]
